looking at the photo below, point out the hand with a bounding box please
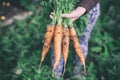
[50,7,86,22]
[61,7,86,22]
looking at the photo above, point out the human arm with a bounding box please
[61,0,100,22]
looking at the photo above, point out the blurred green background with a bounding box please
[0,0,120,80]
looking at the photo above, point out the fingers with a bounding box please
[50,12,72,20]
[61,9,77,18]
[51,12,54,15]
[49,12,78,22]
[49,15,53,19]
[49,12,54,19]
[61,14,73,18]
[50,12,74,19]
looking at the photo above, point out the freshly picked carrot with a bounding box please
[39,0,64,73]
[62,26,69,64]
[52,0,63,71]
[53,23,62,70]
[39,0,57,68]
[61,0,74,77]
[39,24,55,68]
[63,0,86,73]
[69,26,86,70]
[61,25,70,77]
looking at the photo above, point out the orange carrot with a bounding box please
[69,26,85,68]
[61,27,69,77]
[40,24,55,67]
[53,23,62,70]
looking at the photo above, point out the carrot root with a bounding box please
[62,62,66,78]
[39,61,42,70]
[61,27,70,77]
[69,26,85,66]
[40,24,55,63]
[53,23,62,70]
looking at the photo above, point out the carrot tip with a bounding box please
[39,61,42,69]
[83,64,86,72]
[81,64,88,77]
[62,63,66,78]
[52,69,56,77]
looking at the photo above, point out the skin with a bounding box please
[50,7,86,22]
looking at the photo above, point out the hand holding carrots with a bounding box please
[50,7,86,22]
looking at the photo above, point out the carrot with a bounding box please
[69,26,86,68]
[51,0,64,76]
[61,26,69,77]
[39,24,55,68]
[53,23,62,70]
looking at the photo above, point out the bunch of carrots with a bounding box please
[39,0,86,77]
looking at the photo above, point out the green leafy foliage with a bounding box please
[0,0,120,80]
